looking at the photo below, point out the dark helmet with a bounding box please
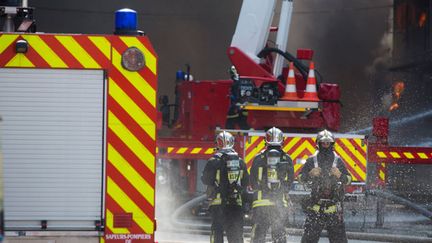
[216,131,235,150]
[265,127,284,147]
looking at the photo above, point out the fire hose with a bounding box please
[170,194,432,242]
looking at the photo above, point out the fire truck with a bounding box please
[157,0,359,199]
[156,0,432,222]
[1,2,157,242]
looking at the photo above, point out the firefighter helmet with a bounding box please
[265,127,284,146]
[316,129,335,145]
[216,131,235,150]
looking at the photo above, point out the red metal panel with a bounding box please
[368,145,432,164]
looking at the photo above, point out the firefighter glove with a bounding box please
[330,167,342,179]
[309,167,321,177]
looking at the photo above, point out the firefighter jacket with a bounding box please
[201,150,249,207]
[249,147,294,208]
[299,149,352,209]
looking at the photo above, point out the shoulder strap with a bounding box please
[311,151,319,168]
[332,151,339,168]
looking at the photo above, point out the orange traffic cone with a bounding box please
[281,62,298,101]
[302,61,320,102]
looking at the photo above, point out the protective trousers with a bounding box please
[210,205,244,243]
[301,211,347,243]
[250,206,287,243]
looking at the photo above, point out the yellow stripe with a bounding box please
[100,237,105,243]
[120,36,157,75]
[108,111,155,173]
[112,49,156,107]
[55,35,101,68]
[109,78,155,140]
[403,152,414,159]
[205,148,214,154]
[106,209,130,234]
[294,163,303,174]
[379,170,385,181]
[354,138,367,153]
[88,36,111,59]
[177,147,187,154]
[108,144,154,206]
[389,152,401,158]
[245,136,260,151]
[377,152,387,158]
[283,137,301,152]
[0,34,18,54]
[191,148,202,154]
[167,147,174,153]
[340,138,367,167]
[418,153,428,159]
[335,146,366,181]
[107,177,154,233]
[245,137,265,163]
[5,54,35,67]
[290,140,315,160]
[156,147,159,154]
[22,35,68,68]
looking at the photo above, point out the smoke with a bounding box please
[283,0,394,132]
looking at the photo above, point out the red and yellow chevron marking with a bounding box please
[244,136,367,182]
[106,36,157,242]
[1,33,157,242]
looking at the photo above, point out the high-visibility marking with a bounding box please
[167,147,174,153]
[108,144,154,206]
[377,152,387,158]
[107,177,154,233]
[22,35,68,68]
[100,237,105,243]
[89,36,111,59]
[205,148,214,154]
[106,209,130,234]
[283,137,301,153]
[340,138,367,167]
[55,35,101,68]
[0,34,18,54]
[390,152,401,158]
[112,49,156,107]
[191,148,202,154]
[403,152,414,159]
[120,36,157,75]
[291,140,316,159]
[418,153,428,159]
[335,145,365,181]
[177,148,188,154]
[245,138,265,164]
[5,54,35,67]
[108,111,155,173]
[109,78,155,140]
[379,170,385,181]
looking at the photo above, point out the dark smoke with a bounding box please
[286,0,393,133]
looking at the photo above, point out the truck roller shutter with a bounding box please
[0,68,105,230]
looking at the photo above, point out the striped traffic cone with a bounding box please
[302,61,320,102]
[280,62,298,101]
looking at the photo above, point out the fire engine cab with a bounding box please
[1,2,157,242]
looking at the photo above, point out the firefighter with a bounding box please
[201,131,249,243]
[299,129,352,243]
[250,127,294,243]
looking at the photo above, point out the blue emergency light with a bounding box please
[114,8,144,35]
